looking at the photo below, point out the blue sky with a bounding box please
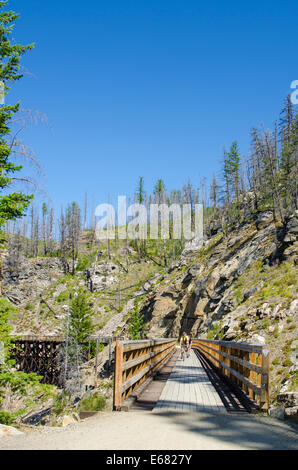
[7,0,298,216]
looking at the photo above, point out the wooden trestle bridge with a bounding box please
[11,335,114,385]
[10,336,270,413]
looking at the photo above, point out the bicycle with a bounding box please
[180,344,190,361]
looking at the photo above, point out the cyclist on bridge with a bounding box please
[180,332,190,359]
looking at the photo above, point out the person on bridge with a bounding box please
[180,332,190,359]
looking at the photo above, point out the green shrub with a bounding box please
[25,302,34,311]
[52,392,69,415]
[287,324,296,331]
[207,322,224,340]
[273,326,279,338]
[0,411,14,425]
[289,371,298,391]
[76,255,91,272]
[0,410,18,425]
[79,392,106,412]
[0,371,43,395]
[56,290,69,303]
[261,319,270,329]
[235,288,244,305]
[282,358,292,367]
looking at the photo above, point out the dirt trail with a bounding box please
[0,410,297,450]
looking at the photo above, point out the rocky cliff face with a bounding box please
[141,214,297,338]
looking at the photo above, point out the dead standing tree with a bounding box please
[58,203,81,274]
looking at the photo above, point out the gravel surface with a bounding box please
[0,410,297,450]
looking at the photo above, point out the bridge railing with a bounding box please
[192,338,270,411]
[113,338,176,410]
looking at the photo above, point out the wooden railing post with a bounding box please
[113,340,124,411]
[225,347,231,378]
[249,352,257,402]
[260,346,270,412]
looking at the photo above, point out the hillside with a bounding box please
[0,210,297,421]
[1,234,167,337]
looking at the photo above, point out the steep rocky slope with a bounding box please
[139,214,297,340]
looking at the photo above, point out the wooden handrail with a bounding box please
[113,338,176,410]
[192,339,270,411]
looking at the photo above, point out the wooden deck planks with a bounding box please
[153,349,226,414]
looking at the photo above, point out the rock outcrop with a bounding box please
[2,257,65,305]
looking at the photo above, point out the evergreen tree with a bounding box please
[136,176,146,255]
[0,1,34,228]
[154,179,166,203]
[69,291,94,344]
[223,141,241,225]
[225,141,241,202]
[0,298,15,363]
[136,176,145,205]
[65,202,81,274]
[128,299,144,340]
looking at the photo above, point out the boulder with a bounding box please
[151,297,178,320]
[248,334,266,345]
[287,217,298,235]
[58,412,80,427]
[182,238,204,255]
[277,391,298,408]
[269,408,285,421]
[223,329,238,341]
[0,424,24,437]
[168,262,181,273]
[289,299,298,315]
[284,216,298,242]
[256,212,273,226]
[194,298,209,317]
[227,236,242,248]
[256,303,272,319]
[285,407,298,423]
[181,264,202,285]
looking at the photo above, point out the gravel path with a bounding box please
[98,297,135,337]
[98,287,148,337]
[1,410,297,450]
[98,274,162,337]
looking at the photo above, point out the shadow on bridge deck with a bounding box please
[193,349,258,414]
[132,347,258,414]
[131,349,179,412]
